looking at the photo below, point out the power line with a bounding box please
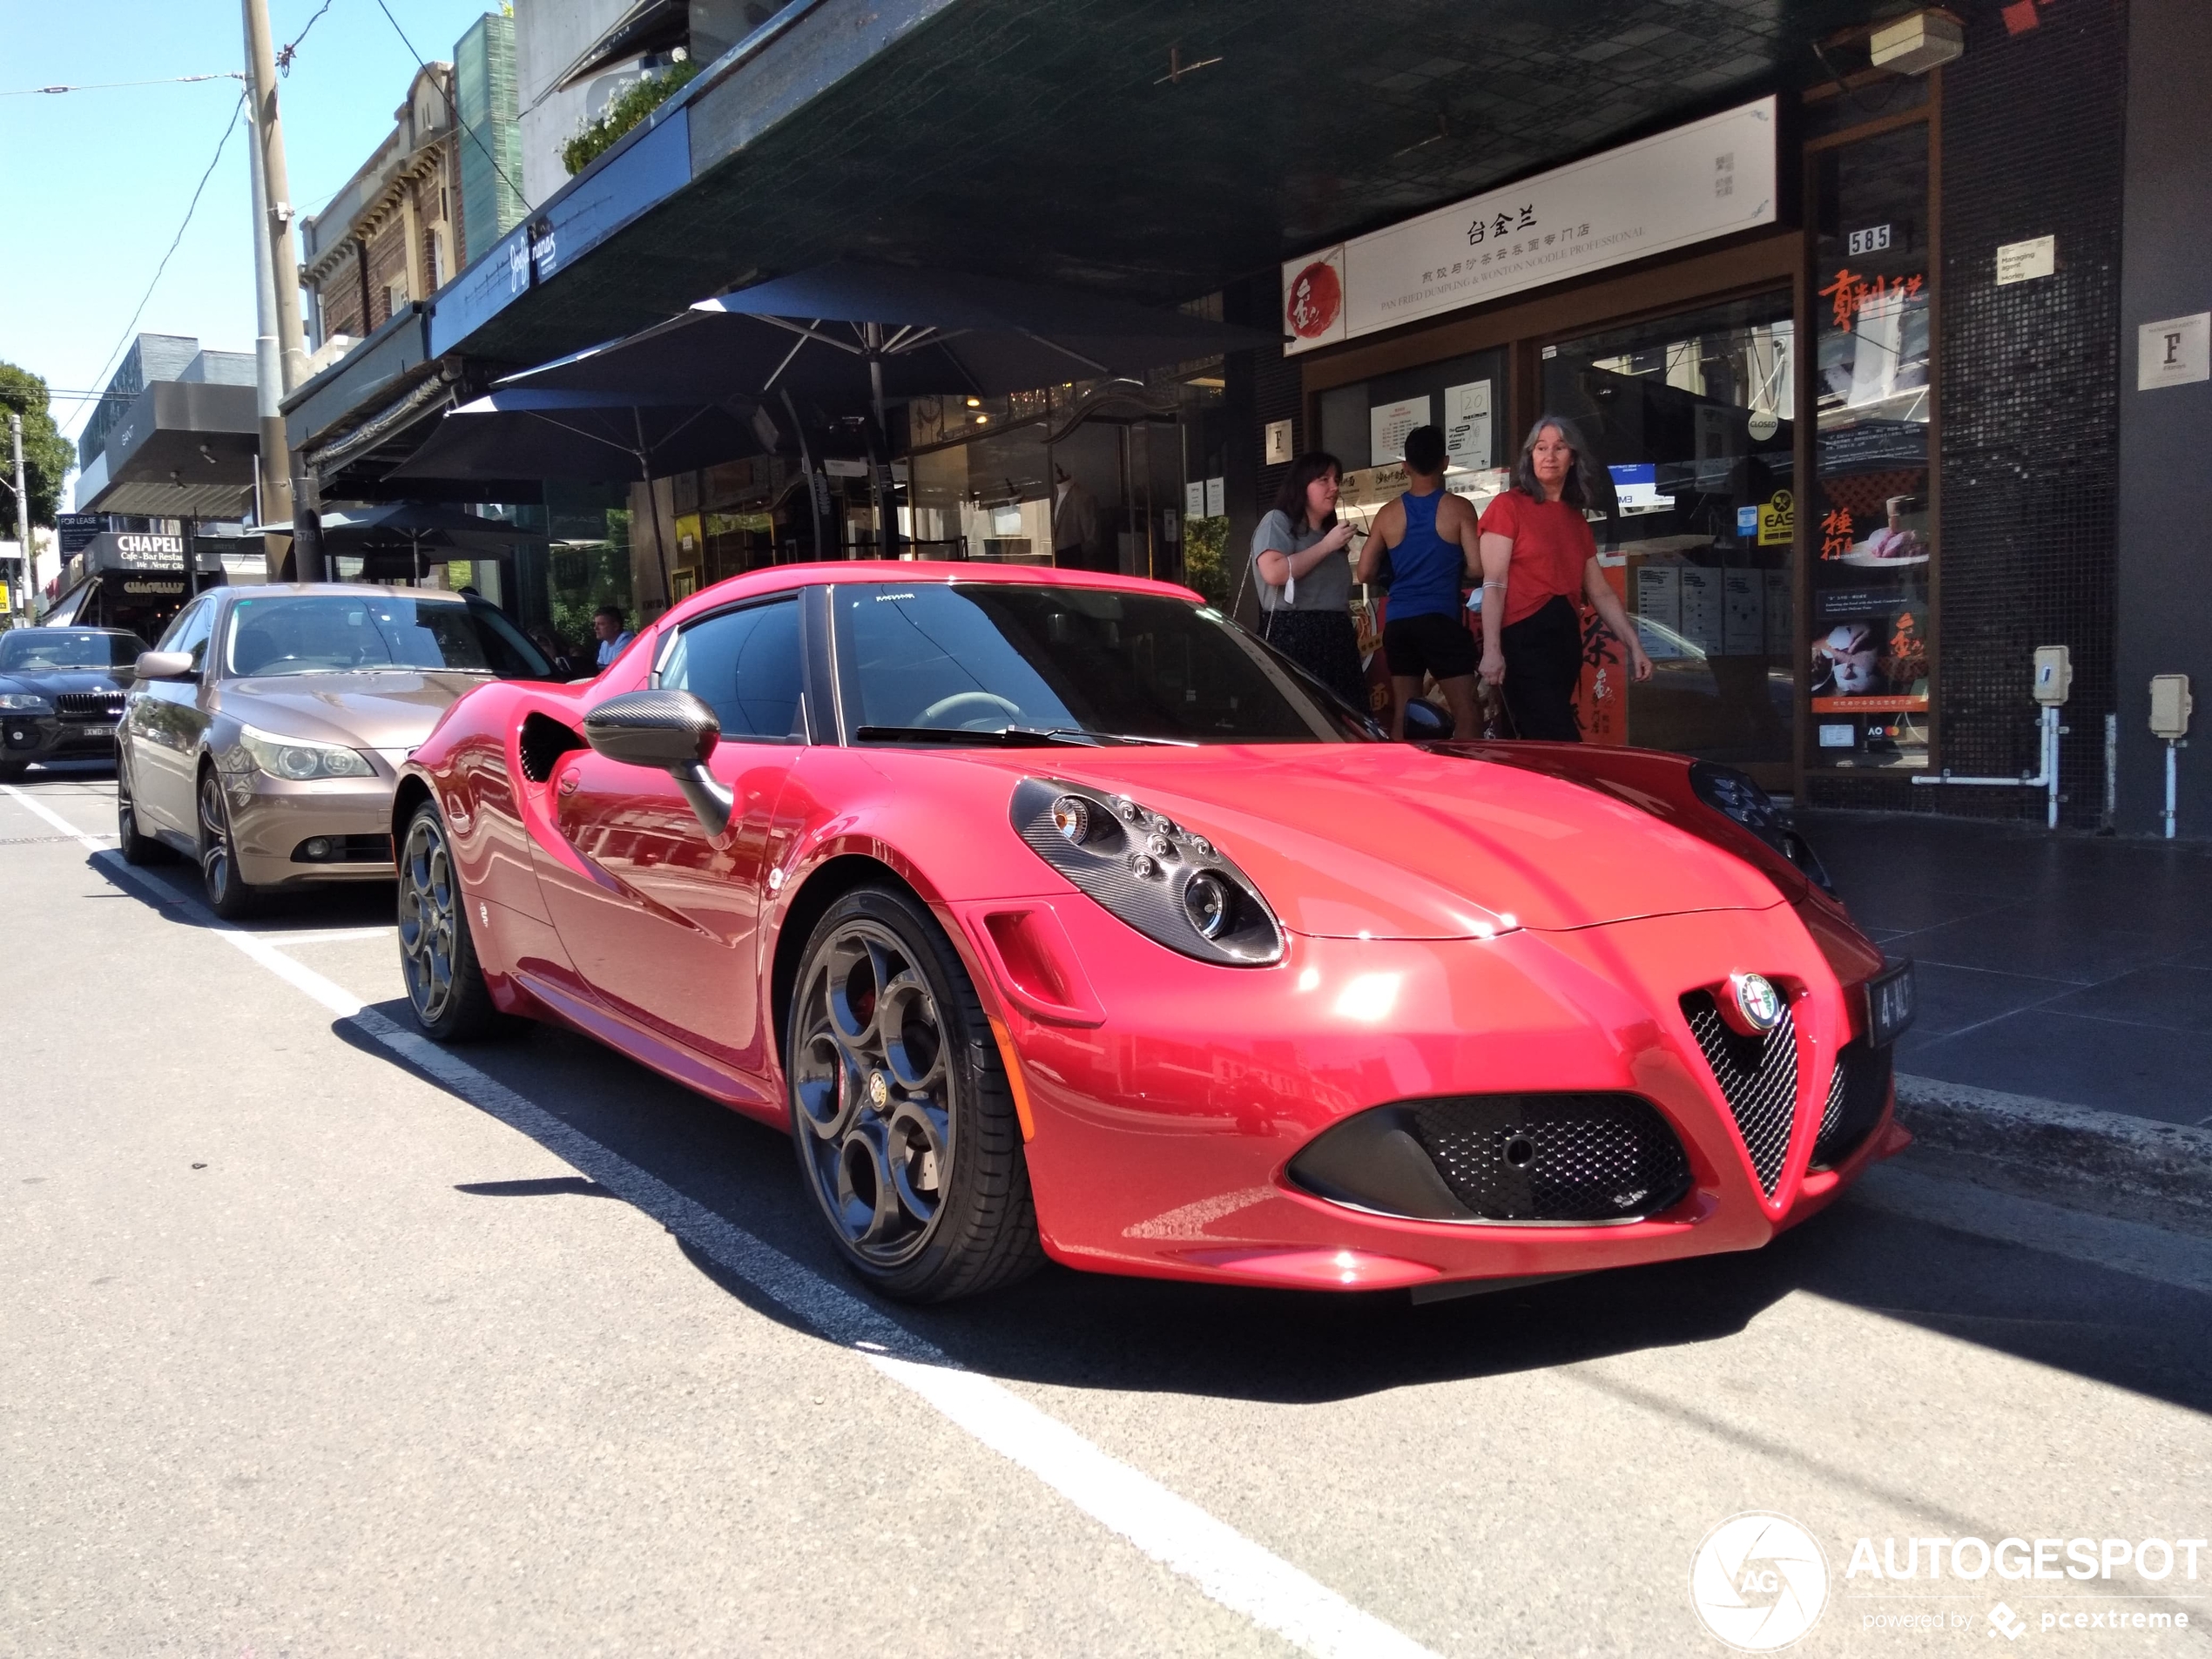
[2,71,243,98]
[275,0,341,75]
[59,91,251,431]
[370,0,529,215]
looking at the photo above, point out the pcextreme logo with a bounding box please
[1691,1512,1831,1651]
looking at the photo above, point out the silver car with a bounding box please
[118,583,550,916]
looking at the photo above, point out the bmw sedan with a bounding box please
[0,626,149,779]
[119,583,549,916]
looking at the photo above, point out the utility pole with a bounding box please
[241,0,320,578]
[243,52,292,581]
[9,412,30,622]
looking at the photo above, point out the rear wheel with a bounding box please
[0,761,24,783]
[788,886,1042,1303]
[197,766,260,919]
[398,801,502,1041]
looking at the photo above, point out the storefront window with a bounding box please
[1542,295,1797,765]
[1809,123,1934,770]
[1318,348,1509,522]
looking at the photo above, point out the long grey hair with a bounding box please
[1509,414,1606,509]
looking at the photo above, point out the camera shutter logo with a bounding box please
[1689,1512,1830,1650]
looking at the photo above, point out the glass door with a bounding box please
[1541,293,1797,771]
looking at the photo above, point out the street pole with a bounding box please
[241,0,320,579]
[10,412,30,622]
[242,39,293,582]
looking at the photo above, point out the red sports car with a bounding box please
[392,563,1914,1303]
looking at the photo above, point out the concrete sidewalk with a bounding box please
[1801,808,2212,1130]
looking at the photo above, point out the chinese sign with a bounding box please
[1283,98,1777,354]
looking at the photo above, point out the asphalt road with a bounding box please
[4,770,2209,1658]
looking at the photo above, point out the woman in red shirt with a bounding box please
[1475,415,1650,741]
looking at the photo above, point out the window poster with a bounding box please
[1722,570,1764,657]
[1443,381,1491,469]
[1678,566,1723,654]
[1369,397,1431,468]
[1808,120,1936,768]
[1635,564,1680,634]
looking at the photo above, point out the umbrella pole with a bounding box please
[867,328,898,558]
[782,387,825,563]
[639,458,673,614]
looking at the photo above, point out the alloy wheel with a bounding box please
[198,772,235,905]
[398,814,461,1026]
[792,921,956,1268]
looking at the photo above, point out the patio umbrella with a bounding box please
[496,261,1271,554]
[391,388,778,599]
[316,502,528,586]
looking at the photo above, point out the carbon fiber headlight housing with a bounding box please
[1010,777,1284,966]
[1689,760,1835,895]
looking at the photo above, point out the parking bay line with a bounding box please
[1,783,1440,1659]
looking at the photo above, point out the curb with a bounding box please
[1893,1073,2212,1238]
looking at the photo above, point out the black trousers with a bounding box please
[1264,608,1369,713]
[1500,594,1583,742]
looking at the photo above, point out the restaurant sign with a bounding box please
[1283,98,1777,354]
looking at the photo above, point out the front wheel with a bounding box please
[397,801,503,1042]
[788,886,1042,1303]
[116,757,166,865]
[197,767,260,918]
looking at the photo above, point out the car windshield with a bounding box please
[0,630,146,671]
[220,594,550,679]
[830,582,1378,745]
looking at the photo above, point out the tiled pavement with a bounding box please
[1800,809,2212,1129]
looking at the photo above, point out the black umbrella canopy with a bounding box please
[390,388,772,484]
[317,502,526,550]
[497,260,1274,407]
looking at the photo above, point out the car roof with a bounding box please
[17,625,141,635]
[218,582,471,604]
[656,560,1206,631]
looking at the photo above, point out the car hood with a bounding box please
[958,744,1786,939]
[215,671,488,751]
[0,667,128,695]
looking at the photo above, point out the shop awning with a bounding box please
[79,381,258,519]
[390,388,770,483]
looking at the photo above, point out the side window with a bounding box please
[658,599,805,742]
[158,599,216,674]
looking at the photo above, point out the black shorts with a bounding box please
[1382,610,1477,682]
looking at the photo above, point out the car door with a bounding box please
[127,595,217,834]
[536,594,811,1081]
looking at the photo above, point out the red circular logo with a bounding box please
[1285,259,1342,339]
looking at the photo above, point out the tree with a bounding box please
[0,363,76,536]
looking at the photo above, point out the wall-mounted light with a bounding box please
[1870,10,1965,74]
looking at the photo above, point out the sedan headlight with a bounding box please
[1010,778,1283,965]
[0,692,53,713]
[1689,760,1835,895]
[238,724,374,780]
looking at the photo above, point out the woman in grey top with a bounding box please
[1249,450,1366,710]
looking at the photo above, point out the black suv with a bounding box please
[0,627,150,779]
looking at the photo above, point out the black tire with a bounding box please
[0,761,24,783]
[397,800,504,1041]
[197,765,261,919]
[115,756,166,865]
[787,886,1043,1303]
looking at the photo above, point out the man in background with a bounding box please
[592,605,635,671]
[1052,465,1101,568]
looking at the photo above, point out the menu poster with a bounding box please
[1635,565,1680,634]
[1763,570,1790,655]
[1808,594,1931,710]
[1444,381,1492,469]
[1722,571,1764,656]
[1370,398,1431,467]
[1678,566,1723,653]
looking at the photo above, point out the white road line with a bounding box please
[258,927,399,947]
[3,781,1440,1659]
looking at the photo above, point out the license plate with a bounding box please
[1865,959,1915,1048]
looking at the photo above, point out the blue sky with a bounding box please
[1,0,508,448]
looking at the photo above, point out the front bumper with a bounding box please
[2,713,121,766]
[956,894,1899,1291]
[218,763,397,884]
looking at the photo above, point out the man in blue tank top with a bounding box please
[1354,424,1483,738]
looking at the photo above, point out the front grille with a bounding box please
[1812,1038,1893,1170]
[1405,1094,1693,1223]
[57,692,125,723]
[1681,990,1799,1197]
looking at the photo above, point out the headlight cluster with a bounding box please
[1689,760,1835,895]
[239,724,374,780]
[1011,777,1283,966]
[0,693,53,713]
